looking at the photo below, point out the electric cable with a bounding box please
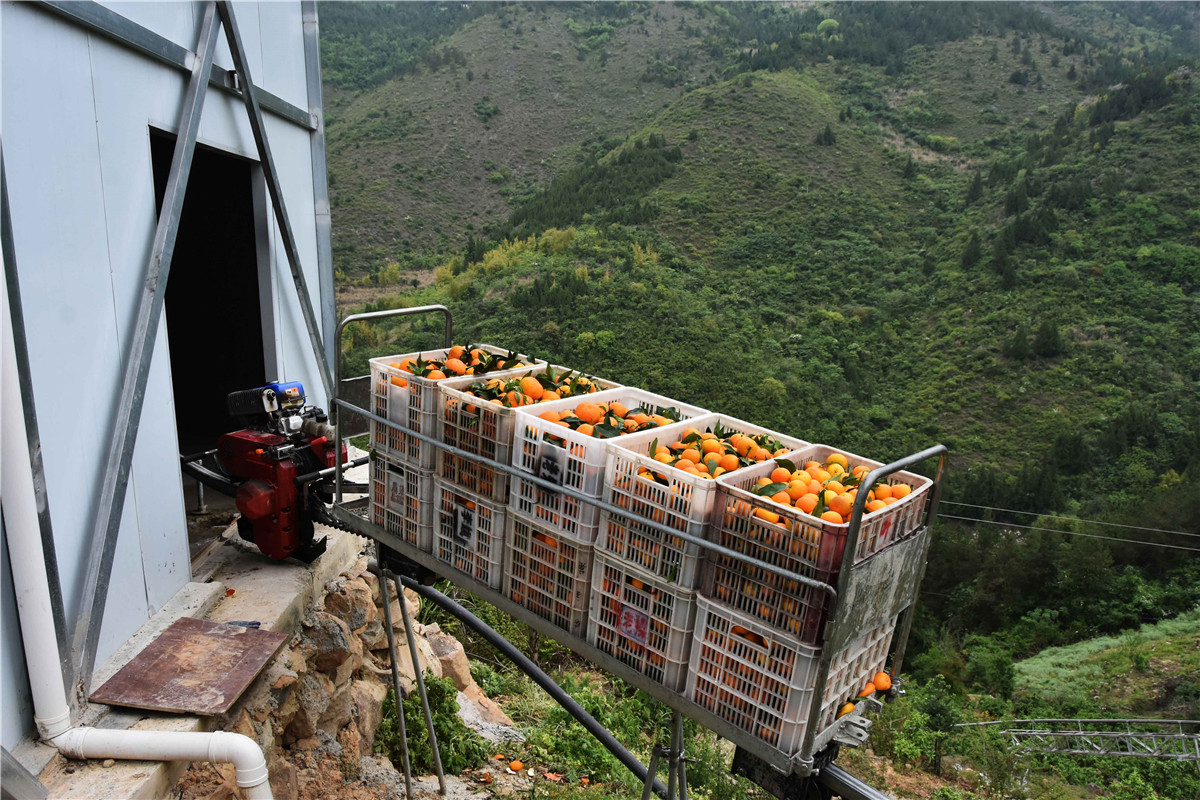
[941,501,1200,538]
[939,514,1200,553]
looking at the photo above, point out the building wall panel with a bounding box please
[1,0,329,749]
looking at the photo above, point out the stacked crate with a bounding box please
[685,442,933,755]
[437,364,621,631]
[368,345,537,555]
[592,412,804,693]
[507,388,707,680]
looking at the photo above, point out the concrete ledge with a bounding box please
[34,527,365,800]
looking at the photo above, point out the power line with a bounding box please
[941,501,1200,540]
[939,514,1200,553]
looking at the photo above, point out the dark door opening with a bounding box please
[151,132,267,456]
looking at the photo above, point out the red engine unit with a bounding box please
[213,382,345,561]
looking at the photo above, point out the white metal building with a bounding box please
[1,0,334,760]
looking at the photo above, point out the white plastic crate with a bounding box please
[370,457,435,552]
[688,598,897,756]
[503,513,595,638]
[511,388,707,538]
[370,344,539,468]
[601,414,808,588]
[510,473,604,542]
[707,444,931,644]
[814,618,896,738]
[432,478,507,590]
[587,553,697,692]
[438,366,621,502]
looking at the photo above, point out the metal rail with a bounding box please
[335,397,839,599]
[957,719,1200,761]
[32,1,316,131]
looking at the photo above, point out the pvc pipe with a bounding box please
[2,271,273,799]
[2,267,72,741]
[50,728,271,799]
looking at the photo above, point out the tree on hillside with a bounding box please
[965,172,983,205]
[1033,319,1064,357]
[815,123,836,146]
[903,154,916,178]
[962,232,982,267]
[1005,323,1031,360]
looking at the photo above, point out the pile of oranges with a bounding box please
[388,345,529,387]
[636,425,794,483]
[535,400,682,439]
[748,453,912,525]
[459,367,601,408]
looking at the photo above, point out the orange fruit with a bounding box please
[826,480,847,495]
[891,483,912,499]
[398,358,417,373]
[575,401,603,425]
[703,439,724,455]
[609,401,629,419]
[576,424,594,437]
[820,510,843,524]
[426,369,447,381]
[770,490,791,505]
[857,682,875,698]
[719,453,740,472]
[797,494,819,514]
[680,448,701,463]
[828,494,853,518]
[837,702,855,718]
[510,760,524,772]
[882,496,898,506]
[447,345,466,360]
[519,376,544,400]
[873,484,893,500]
[770,467,792,484]
[444,357,468,375]
[389,376,408,388]
[873,672,893,691]
[866,499,887,513]
[754,508,781,524]
[786,480,807,501]
[827,453,849,468]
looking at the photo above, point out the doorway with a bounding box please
[150,131,270,454]
[151,131,271,561]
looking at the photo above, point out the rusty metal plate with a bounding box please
[89,617,287,715]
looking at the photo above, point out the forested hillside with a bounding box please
[320,3,1199,797]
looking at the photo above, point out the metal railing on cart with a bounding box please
[327,305,947,800]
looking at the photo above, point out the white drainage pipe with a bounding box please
[2,265,273,799]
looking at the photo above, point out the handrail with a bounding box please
[333,397,838,598]
[333,305,452,501]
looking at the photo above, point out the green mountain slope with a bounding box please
[323,3,724,268]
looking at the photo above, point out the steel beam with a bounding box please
[33,1,314,131]
[216,1,334,402]
[0,148,74,703]
[2,746,49,800]
[70,2,222,698]
[301,1,338,364]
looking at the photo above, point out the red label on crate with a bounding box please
[618,604,649,644]
[386,468,406,510]
[880,516,893,542]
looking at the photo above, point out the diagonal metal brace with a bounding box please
[215,0,333,401]
[71,1,223,699]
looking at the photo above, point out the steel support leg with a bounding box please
[215,1,334,400]
[71,1,222,698]
[643,712,688,800]
[373,563,413,799]
[390,572,446,795]
[640,747,665,800]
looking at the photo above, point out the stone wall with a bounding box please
[179,557,514,800]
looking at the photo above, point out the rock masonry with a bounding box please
[179,556,516,800]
